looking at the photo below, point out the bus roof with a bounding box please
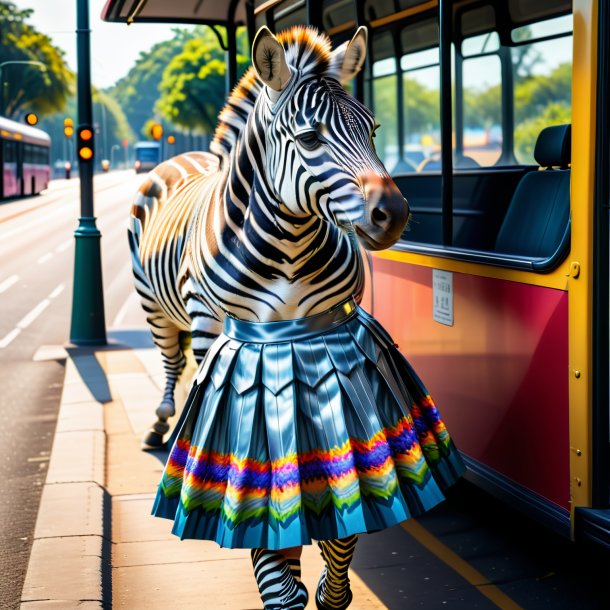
[101,0,247,26]
[101,0,571,33]
[0,116,51,147]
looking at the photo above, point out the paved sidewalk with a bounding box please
[19,300,389,609]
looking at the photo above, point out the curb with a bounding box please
[20,351,110,610]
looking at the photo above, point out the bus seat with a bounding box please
[494,124,571,258]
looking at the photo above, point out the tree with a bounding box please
[0,1,72,118]
[155,28,250,135]
[109,29,202,139]
[514,102,571,163]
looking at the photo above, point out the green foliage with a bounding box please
[372,73,440,165]
[514,102,571,164]
[514,63,571,124]
[156,28,250,134]
[109,26,251,140]
[0,1,72,118]
[109,29,197,139]
[92,89,134,159]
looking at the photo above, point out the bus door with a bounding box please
[365,0,575,536]
[2,139,19,198]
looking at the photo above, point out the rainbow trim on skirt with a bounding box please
[153,301,464,549]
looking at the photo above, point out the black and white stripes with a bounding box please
[128,26,409,444]
[251,549,309,609]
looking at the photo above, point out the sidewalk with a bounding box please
[19,297,389,609]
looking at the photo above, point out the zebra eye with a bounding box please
[297,131,321,151]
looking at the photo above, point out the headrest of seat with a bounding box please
[534,124,571,168]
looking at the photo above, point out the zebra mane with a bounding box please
[210,26,335,157]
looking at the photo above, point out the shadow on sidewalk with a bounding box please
[66,350,113,403]
[108,328,154,349]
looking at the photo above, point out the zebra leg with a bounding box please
[316,535,359,610]
[141,310,187,449]
[251,548,309,610]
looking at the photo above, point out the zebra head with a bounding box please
[251,26,410,251]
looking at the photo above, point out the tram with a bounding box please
[102,0,610,549]
[0,115,51,200]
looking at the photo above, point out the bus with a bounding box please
[102,0,610,549]
[134,141,161,173]
[0,115,51,199]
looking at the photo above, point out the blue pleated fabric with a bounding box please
[152,299,465,549]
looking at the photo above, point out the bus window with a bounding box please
[512,16,572,164]
[371,32,399,171]
[461,32,502,166]
[400,18,441,173]
[401,46,441,171]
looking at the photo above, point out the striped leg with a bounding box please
[316,535,359,610]
[251,549,308,610]
[141,309,187,448]
[286,557,303,584]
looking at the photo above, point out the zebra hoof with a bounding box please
[141,428,166,450]
[155,402,175,420]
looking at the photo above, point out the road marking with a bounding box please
[49,284,65,299]
[0,328,21,349]
[55,239,72,253]
[0,274,18,295]
[17,299,51,330]
[0,283,66,349]
[401,519,525,610]
[37,253,53,264]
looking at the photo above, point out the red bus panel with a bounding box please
[371,257,570,510]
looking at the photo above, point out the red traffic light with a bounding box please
[150,123,163,141]
[167,135,175,145]
[64,117,74,127]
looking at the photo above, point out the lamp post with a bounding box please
[110,144,120,168]
[0,60,46,116]
[69,0,106,344]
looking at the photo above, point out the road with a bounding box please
[0,171,609,609]
[0,171,144,610]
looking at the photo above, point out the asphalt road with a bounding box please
[0,170,144,610]
[0,171,609,609]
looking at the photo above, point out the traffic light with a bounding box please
[24,113,38,126]
[64,117,74,138]
[77,126,94,161]
[167,135,175,145]
[150,123,163,140]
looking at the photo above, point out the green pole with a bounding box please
[70,0,106,344]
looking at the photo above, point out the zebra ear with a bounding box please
[252,26,292,93]
[330,26,368,84]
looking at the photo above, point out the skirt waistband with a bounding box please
[223,298,358,343]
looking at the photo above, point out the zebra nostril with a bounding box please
[371,206,389,226]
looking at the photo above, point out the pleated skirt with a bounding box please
[152,298,465,550]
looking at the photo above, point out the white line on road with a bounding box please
[17,299,51,330]
[0,275,18,295]
[55,239,72,253]
[0,283,66,349]
[0,328,20,349]
[37,253,53,265]
[49,284,65,299]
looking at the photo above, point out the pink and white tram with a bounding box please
[0,115,51,200]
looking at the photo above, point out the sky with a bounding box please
[12,0,196,88]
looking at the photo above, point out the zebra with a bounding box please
[128,25,409,449]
